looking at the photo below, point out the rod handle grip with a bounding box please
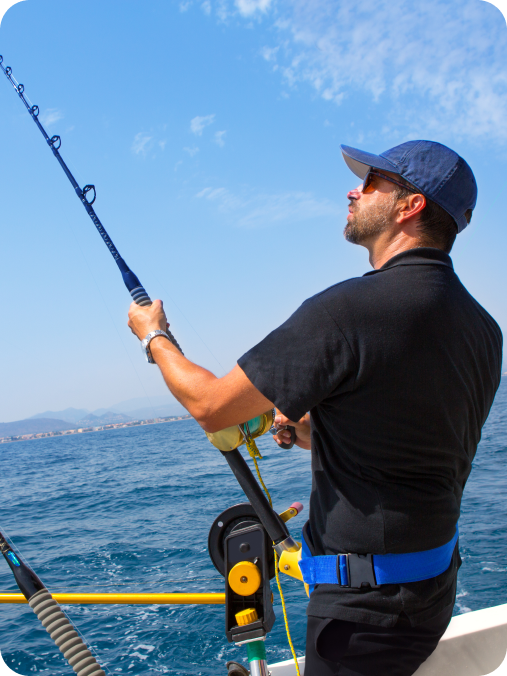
[130,286,183,354]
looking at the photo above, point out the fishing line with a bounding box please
[59,205,160,418]
[151,272,226,375]
[242,437,301,676]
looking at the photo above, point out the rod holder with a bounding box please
[221,449,289,546]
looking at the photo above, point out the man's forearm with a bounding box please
[149,336,274,433]
[128,300,274,433]
[149,336,220,427]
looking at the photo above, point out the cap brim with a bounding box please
[341,145,399,179]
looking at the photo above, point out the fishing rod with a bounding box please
[0,55,182,354]
[0,55,298,453]
[0,530,106,675]
[1,56,302,674]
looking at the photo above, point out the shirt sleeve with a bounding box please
[237,294,358,421]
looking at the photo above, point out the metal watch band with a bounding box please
[141,330,171,364]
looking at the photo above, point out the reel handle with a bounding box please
[278,425,296,450]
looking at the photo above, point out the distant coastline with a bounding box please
[2,373,504,445]
[0,414,193,445]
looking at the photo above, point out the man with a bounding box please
[128,140,502,676]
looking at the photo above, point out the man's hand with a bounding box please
[273,411,311,450]
[128,299,168,340]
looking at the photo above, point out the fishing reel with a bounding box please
[205,409,296,452]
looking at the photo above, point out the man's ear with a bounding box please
[397,194,426,224]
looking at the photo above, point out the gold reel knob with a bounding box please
[228,561,262,596]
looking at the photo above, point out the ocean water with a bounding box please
[0,379,506,675]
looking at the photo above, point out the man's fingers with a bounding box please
[274,414,294,427]
[128,299,169,341]
[271,411,311,450]
[274,429,293,442]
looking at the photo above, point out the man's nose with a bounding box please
[347,185,362,200]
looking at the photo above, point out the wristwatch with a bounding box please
[141,330,172,364]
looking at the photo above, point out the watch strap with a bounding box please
[141,330,172,363]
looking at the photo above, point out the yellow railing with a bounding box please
[0,592,225,605]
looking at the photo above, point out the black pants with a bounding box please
[305,605,453,676]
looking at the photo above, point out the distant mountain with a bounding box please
[121,405,186,420]
[29,408,90,424]
[0,418,76,437]
[90,407,121,417]
[92,394,187,418]
[95,395,186,419]
[19,396,186,431]
[76,412,133,426]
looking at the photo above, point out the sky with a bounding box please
[0,0,506,423]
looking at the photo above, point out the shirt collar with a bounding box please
[363,247,453,277]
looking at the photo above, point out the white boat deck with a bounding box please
[269,603,507,676]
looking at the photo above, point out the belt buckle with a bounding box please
[341,553,380,588]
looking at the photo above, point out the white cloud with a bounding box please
[201,0,212,14]
[131,132,153,156]
[195,185,341,227]
[190,114,216,135]
[184,146,200,156]
[159,140,167,150]
[214,130,227,147]
[179,1,192,11]
[216,0,229,21]
[196,187,228,199]
[39,108,64,128]
[196,188,212,197]
[260,45,278,62]
[236,0,507,143]
[235,0,272,16]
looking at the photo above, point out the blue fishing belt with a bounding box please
[299,523,459,594]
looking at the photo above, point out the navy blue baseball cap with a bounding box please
[341,140,477,233]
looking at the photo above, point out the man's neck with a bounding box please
[366,230,422,269]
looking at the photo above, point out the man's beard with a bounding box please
[344,197,396,244]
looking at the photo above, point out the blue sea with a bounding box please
[0,379,506,675]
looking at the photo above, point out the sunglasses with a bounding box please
[363,169,417,194]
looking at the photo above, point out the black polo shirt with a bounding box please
[238,247,503,627]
